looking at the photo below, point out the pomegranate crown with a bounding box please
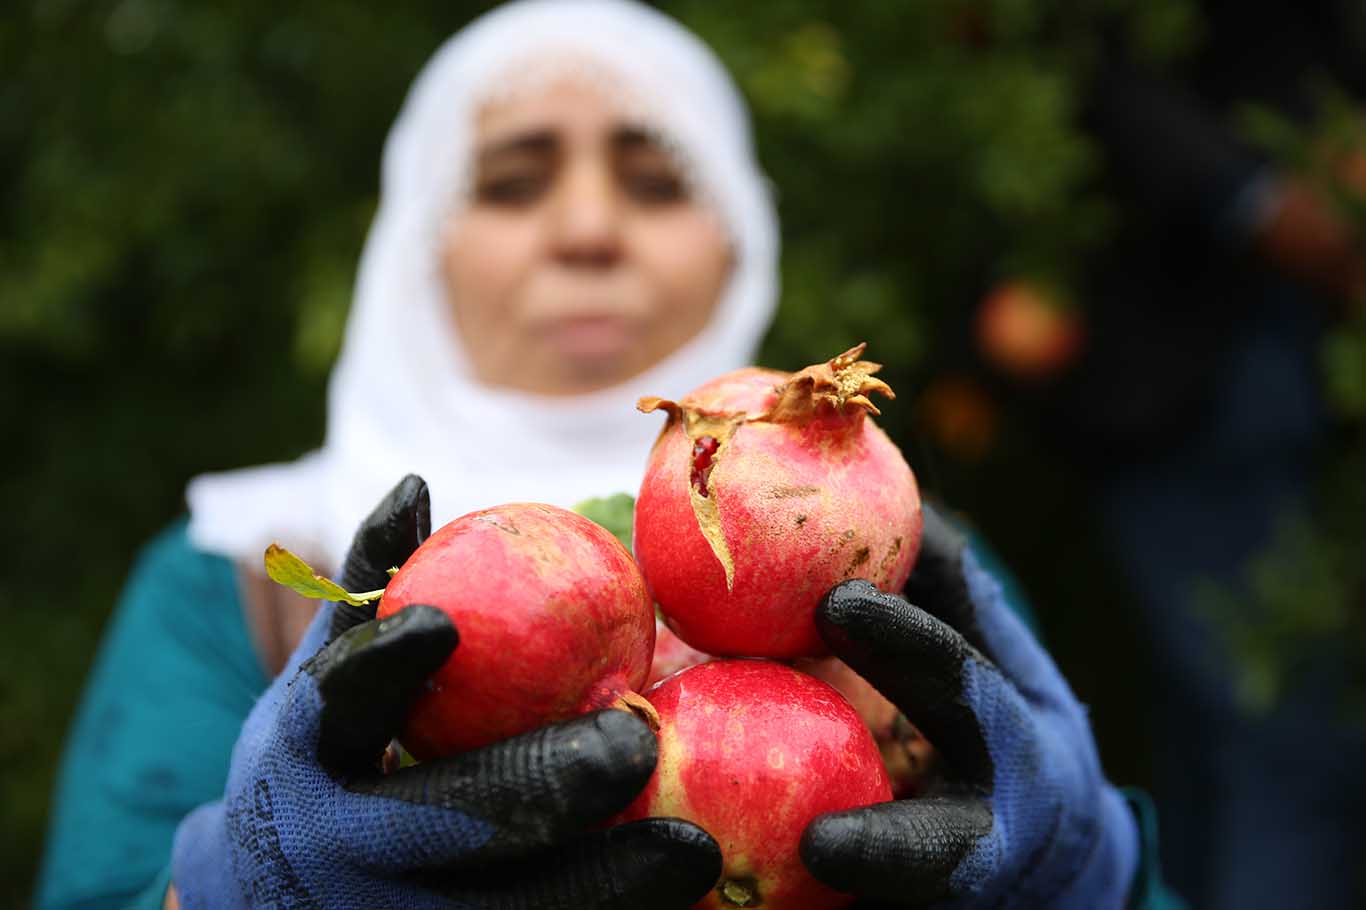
[768,343,894,421]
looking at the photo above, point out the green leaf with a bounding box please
[263,544,385,606]
[573,493,636,552]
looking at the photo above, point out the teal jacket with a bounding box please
[34,520,1182,909]
[36,522,268,909]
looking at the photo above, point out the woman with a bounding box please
[37,2,1145,907]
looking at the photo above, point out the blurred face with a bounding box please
[440,79,734,396]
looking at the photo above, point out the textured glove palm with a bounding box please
[802,505,1138,909]
[170,475,720,909]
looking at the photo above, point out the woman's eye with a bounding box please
[475,174,547,205]
[623,170,687,205]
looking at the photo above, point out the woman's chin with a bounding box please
[483,351,629,397]
[550,355,639,396]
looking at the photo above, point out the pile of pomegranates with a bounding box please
[269,345,932,908]
[628,346,931,906]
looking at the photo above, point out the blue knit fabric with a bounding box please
[170,601,497,909]
[35,522,268,910]
[945,547,1139,908]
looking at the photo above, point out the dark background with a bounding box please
[6,0,1363,905]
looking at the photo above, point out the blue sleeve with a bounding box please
[34,520,269,910]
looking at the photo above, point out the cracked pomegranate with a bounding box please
[634,344,922,658]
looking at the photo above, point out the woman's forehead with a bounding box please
[477,78,654,139]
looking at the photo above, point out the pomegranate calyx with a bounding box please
[718,877,761,908]
[767,342,894,423]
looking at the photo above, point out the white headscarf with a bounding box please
[186,0,779,569]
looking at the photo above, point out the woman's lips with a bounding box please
[538,314,638,360]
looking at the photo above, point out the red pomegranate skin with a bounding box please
[614,659,893,910]
[647,629,935,796]
[794,657,938,798]
[635,348,922,658]
[377,502,654,759]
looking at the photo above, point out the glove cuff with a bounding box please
[171,801,247,910]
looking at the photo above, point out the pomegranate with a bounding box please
[376,502,655,759]
[794,657,939,798]
[914,373,999,463]
[634,344,922,658]
[975,279,1084,381]
[646,626,936,796]
[615,659,892,910]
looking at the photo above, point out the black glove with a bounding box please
[329,472,433,640]
[801,505,1138,909]
[171,474,720,909]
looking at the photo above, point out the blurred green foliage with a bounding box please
[1201,89,1366,721]
[2,0,1194,903]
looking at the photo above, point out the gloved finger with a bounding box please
[817,580,993,789]
[331,473,431,640]
[901,503,989,655]
[337,709,659,871]
[433,817,722,910]
[800,797,992,907]
[904,504,1071,707]
[305,604,458,776]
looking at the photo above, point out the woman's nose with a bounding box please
[549,161,624,268]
